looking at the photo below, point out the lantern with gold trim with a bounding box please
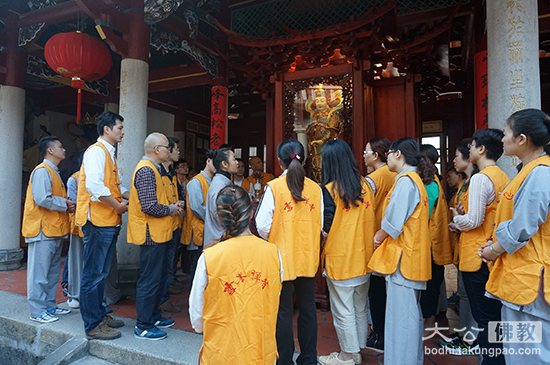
[44,32,111,124]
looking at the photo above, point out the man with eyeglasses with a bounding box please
[127,133,184,340]
[76,111,130,340]
[158,137,186,316]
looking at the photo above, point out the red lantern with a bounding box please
[44,32,112,124]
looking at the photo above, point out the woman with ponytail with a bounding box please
[363,137,396,352]
[318,139,375,365]
[189,185,282,364]
[367,137,435,365]
[480,109,550,365]
[256,139,323,365]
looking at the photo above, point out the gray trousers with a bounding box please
[67,234,84,300]
[384,275,424,365]
[27,238,63,317]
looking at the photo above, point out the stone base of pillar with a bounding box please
[117,264,140,297]
[0,248,24,271]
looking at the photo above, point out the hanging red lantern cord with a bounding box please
[44,32,112,124]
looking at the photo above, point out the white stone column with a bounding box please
[0,86,25,270]
[116,59,149,267]
[294,124,309,163]
[487,0,540,177]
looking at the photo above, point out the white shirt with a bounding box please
[233,176,255,197]
[453,173,495,232]
[189,249,283,333]
[255,170,324,240]
[82,137,128,201]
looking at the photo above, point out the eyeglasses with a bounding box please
[155,145,170,150]
[467,142,476,149]
[385,150,396,157]
[363,150,375,155]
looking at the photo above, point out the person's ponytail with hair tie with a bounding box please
[277,139,306,202]
[291,153,300,161]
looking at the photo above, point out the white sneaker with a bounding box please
[30,312,59,323]
[318,352,355,365]
[67,298,80,308]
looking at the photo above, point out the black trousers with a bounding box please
[461,262,504,365]
[420,258,445,319]
[276,277,317,365]
[368,274,386,336]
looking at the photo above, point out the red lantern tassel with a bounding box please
[77,88,82,125]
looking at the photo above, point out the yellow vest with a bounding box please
[368,165,397,231]
[201,235,281,365]
[486,156,550,305]
[268,175,322,281]
[322,179,376,280]
[161,172,179,231]
[458,166,509,272]
[68,171,83,237]
[127,159,174,245]
[430,175,453,265]
[451,179,468,264]
[22,162,70,238]
[232,176,251,193]
[368,171,432,281]
[75,142,122,227]
[181,173,210,246]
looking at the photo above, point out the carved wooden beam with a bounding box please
[75,0,129,34]
[18,1,80,28]
[95,24,128,56]
[216,0,395,48]
[402,0,462,50]
[159,16,220,57]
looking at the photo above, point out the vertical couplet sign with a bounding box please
[474,50,488,130]
[210,86,227,148]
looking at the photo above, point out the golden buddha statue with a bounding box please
[305,84,343,181]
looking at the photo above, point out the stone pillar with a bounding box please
[0,86,25,271]
[116,59,148,269]
[0,18,26,271]
[487,0,540,177]
[293,125,308,163]
[114,0,150,292]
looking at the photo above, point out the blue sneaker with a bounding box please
[30,312,59,323]
[47,307,71,315]
[154,318,175,328]
[134,326,167,340]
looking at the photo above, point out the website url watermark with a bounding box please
[425,346,541,357]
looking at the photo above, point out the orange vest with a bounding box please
[161,172,179,231]
[75,142,122,227]
[451,179,468,264]
[22,162,70,238]
[68,171,83,237]
[368,165,397,231]
[430,175,453,265]
[268,175,322,281]
[486,156,550,305]
[201,235,281,365]
[458,166,509,272]
[322,179,376,280]
[181,173,210,246]
[247,172,272,197]
[232,176,251,193]
[127,159,174,245]
[368,171,432,281]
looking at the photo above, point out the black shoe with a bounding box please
[366,331,377,349]
[373,335,384,353]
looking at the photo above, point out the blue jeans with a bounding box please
[160,229,180,304]
[80,222,120,332]
[136,241,169,330]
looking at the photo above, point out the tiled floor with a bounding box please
[0,262,478,365]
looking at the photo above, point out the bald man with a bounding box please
[127,133,184,340]
[246,156,275,199]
